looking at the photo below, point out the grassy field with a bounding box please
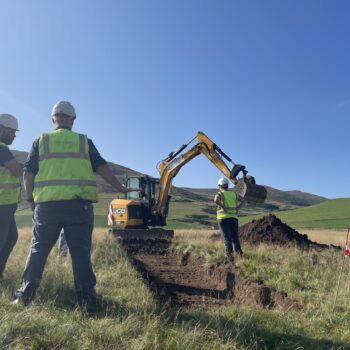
[15,197,350,232]
[0,228,350,349]
[240,198,350,229]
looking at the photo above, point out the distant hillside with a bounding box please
[264,186,327,207]
[12,150,27,163]
[182,186,328,213]
[241,198,350,229]
[12,149,327,212]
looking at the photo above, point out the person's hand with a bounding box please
[27,198,35,211]
[30,201,36,212]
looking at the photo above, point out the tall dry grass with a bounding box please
[0,228,349,349]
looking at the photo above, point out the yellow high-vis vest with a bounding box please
[33,129,98,203]
[216,190,238,219]
[0,142,21,205]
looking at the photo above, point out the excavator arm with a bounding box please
[108,130,266,232]
[154,131,264,222]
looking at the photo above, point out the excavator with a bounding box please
[108,131,267,241]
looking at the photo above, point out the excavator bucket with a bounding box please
[234,178,267,203]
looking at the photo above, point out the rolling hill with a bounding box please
[12,149,327,211]
[12,149,334,229]
[241,198,350,229]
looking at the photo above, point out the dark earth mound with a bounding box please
[117,237,301,310]
[239,214,338,250]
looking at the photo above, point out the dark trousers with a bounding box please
[15,200,96,303]
[217,217,242,256]
[0,204,18,279]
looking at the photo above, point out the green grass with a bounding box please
[1,229,349,349]
[15,196,350,230]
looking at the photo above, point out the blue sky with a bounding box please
[0,0,349,198]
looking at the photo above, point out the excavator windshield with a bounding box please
[126,177,142,200]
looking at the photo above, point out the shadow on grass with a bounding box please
[167,308,349,350]
[37,287,152,320]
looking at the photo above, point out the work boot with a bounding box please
[236,250,244,258]
[11,297,30,306]
[227,254,234,263]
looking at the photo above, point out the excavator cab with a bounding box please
[108,175,174,241]
[109,176,170,229]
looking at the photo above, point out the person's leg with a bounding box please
[15,204,61,303]
[231,218,243,256]
[0,213,18,279]
[218,218,234,258]
[0,205,18,280]
[63,202,96,304]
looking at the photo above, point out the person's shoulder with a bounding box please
[0,144,14,164]
[0,143,11,154]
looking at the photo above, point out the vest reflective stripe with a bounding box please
[33,129,98,203]
[38,133,90,161]
[0,142,21,205]
[34,179,97,188]
[0,183,20,189]
[217,190,238,219]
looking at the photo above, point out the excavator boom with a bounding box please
[155,131,266,221]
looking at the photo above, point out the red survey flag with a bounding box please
[344,246,350,257]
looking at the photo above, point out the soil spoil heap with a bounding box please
[239,214,333,249]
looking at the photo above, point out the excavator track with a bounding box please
[109,228,174,241]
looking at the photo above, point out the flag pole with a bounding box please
[332,228,350,312]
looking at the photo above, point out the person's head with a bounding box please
[0,114,19,145]
[51,101,76,129]
[218,177,229,190]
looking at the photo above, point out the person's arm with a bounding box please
[23,171,35,210]
[0,145,22,177]
[22,139,39,209]
[96,164,138,194]
[4,159,23,177]
[214,193,224,208]
[88,139,140,194]
[23,171,35,200]
[236,195,247,211]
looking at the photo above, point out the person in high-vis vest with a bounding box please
[214,177,245,262]
[14,101,139,307]
[0,114,22,285]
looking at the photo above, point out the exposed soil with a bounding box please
[118,238,301,310]
[239,214,340,250]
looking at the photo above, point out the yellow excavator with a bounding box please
[108,131,266,240]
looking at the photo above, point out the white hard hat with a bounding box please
[218,177,229,186]
[0,114,19,131]
[51,101,76,118]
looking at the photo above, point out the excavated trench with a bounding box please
[118,238,301,310]
[114,215,340,309]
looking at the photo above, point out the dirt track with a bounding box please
[119,238,300,310]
